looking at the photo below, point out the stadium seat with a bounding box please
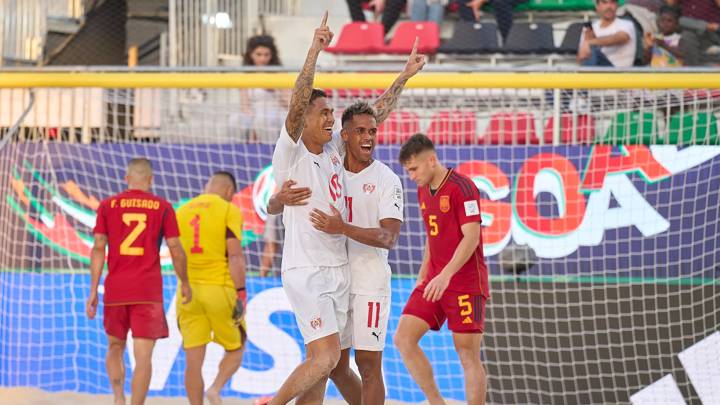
[426,111,477,144]
[556,22,585,54]
[602,111,656,144]
[377,111,420,144]
[484,112,537,144]
[543,114,596,144]
[326,22,385,54]
[438,21,499,54]
[383,21,440,54]
[502,23,555,54]
[666,112,719,145]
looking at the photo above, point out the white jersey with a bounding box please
[345,160,404,296]
[272,126,348,270]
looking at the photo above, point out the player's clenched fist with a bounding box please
[311,11,334,51]
[86,291,98,320]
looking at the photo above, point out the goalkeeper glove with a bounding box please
[233,287,247,321]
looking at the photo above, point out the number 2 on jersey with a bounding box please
[120,213,147,256]
[367,301,381,328]
[189,214,204,254]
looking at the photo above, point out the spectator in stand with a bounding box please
[346,0,408,34]
[235,35,289,143]
[619,0,665,38]
[457,0,529,41]
[410,0,446,26]
[577,0,637,67]
[667,0,720,65]
[643,6,685,66]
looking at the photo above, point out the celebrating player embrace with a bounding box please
[394,134,490,405]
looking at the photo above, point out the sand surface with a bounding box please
[1,387,467,404]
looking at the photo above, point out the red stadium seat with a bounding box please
[326,22,385,54]
[377,111,420,144]
[382,21,440,54]
[426,111,477,144]
[484,112,537,144]
[543,114,596,144]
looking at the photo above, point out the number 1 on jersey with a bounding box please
[367,301,380,328]
[345,196,353,223]
[189,214,204,254]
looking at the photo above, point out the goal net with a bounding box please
[1,73,719,404]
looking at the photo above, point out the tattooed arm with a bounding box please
[284,12,334,142]
[373,37,426,125]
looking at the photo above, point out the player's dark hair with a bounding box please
[309,89,327,105]
[242,35,282,66]
[658,5,680,20]
[213,171,237,191]
[341,101,377,128]
[399,133,435,164]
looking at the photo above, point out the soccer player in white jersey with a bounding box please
[310,101,404,405]
[270,50,425,404]
[267,14,424,403]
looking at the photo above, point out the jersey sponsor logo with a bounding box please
[420,202,426,210]
[310,316,323,330]
[394,202,401,211]
[462,317,473,324]
[440,195,450,213]
[464,200,480,216]
[313,161,320,168]
[372,331,382,341]
[363,183,376,194]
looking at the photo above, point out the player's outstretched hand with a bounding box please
[86,291,98,320]
[311,11,334,52]
[402,37,426,78]
[276,180,312,206]
[180,283,192,304]
[423,272,451,302]
[310,205,345,234]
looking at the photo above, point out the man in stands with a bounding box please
[578,0,637,67]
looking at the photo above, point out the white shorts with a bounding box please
[342,293,391,351]
[281,264,351,345]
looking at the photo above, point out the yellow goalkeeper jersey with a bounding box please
[176,193,243,288]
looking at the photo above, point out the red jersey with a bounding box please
[93,189,179,304]
[418,169,489,297]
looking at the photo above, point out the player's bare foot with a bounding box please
[206,388,222,405]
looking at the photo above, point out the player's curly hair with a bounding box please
[399,133,435,164]
[341,101,377,127]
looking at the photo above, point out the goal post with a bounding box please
[0,71,718,403]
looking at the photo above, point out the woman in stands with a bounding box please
[235,35,290,143]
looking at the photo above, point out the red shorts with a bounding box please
[103,303,169,340]
[402,287,486,333]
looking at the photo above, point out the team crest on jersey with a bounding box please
[310,316,323,330]
[331,155,340,166]
[363,183,376,194]
[440,196,450,213]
